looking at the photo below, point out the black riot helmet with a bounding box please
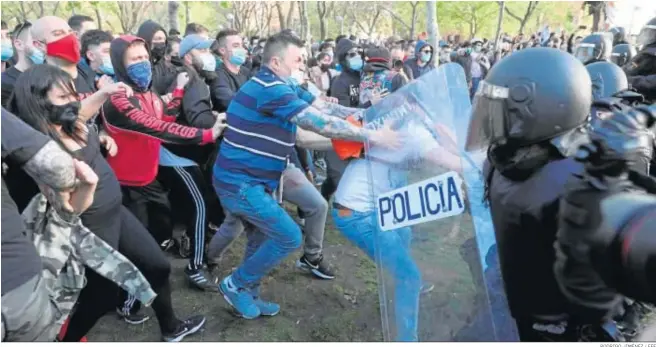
[610,43,637,67]
[636,17,656,48]
[574,33,613,65]
[609,26,628,45]
[586,61,629,101]
[466,48,591,155]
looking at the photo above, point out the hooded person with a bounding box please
[102,34,222,250]
[102,34,224,317]
[322,38,363,202]
[137,20,178,95]
[402,40,435,80]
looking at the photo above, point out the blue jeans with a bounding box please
[470,77,482,100]
[215,182,302,288]
[332,207,421,342]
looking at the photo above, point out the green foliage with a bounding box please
[0,1,590,40]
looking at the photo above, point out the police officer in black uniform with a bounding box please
[611,44,637,67]
[556,103,656,340]
[585,61,653,175]
[465,47,599,341]
[623,17,656,103]
[610,27,630,46]
[575,33,613,66]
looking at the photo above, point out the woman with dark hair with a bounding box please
[6,64,205,342]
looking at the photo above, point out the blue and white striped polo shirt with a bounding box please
[213,66,316,193]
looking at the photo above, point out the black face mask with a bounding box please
[170,55,183,67]
[151,42,166,62]
[48,101,81,135]
[320,64,331,72]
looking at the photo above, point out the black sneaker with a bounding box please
[116,307,150,325]
[162,315,206,342]
[178,234,191,259]
[296,255,335,279]
[185,265,219,292]
[160,238,175,253]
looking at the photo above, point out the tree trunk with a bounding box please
[275,2,285,30]
[426,0,439,65]
[494,2,505,51]
[299,1,311,45]
[317,2,327,41]
[185,1,191,27]
[168,1,180,32]
[286,1,296,31]
[95,6,103,30]
[38,1,45,17]
[410,2,418,41]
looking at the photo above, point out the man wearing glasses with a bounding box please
[403,39,435,80]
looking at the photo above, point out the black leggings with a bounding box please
[121,180,173,245]
[63,206,179,340]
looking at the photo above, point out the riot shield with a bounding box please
[362,64,519,342]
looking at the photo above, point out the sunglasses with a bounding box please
[420,49,433,54]
[346,51,360,58]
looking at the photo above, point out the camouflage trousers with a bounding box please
[1,274,61,342]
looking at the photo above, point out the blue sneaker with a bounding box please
[218,275,260,319]
[250,287,280,317]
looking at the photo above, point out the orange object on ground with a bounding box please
[331,115,365,160]
[57,317,88,342]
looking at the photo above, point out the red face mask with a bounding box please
[46,33,80,64]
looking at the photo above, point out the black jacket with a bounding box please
[211,64,252,113]
[1,66,22,108]
[485,151,583,321]
[624,45,656,102]
[164,66,217,166]
[330,39,361,107]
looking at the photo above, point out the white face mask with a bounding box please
[288,69,306,86]
[200,53,216,72]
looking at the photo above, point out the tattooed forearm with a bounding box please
[292,106,369,142]
[23,141,77,191]
[313,99,364,120]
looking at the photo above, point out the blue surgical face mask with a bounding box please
[420,52,432,63]
[99,55,114,76]
[126,60,152,90]
[348,56,363,71]
[29,48,45,65]
[1,42,13,62]
[229,48,246,66]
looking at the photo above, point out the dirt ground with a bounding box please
[87,204,500,342]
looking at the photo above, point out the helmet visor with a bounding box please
[574,43,596,64]
[636,25,656,47]
[465,80,509,151]
[610,51,627,66]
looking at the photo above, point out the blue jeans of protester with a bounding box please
[332,207,421,342]
[471,77,482,100]
[215,182,303,289]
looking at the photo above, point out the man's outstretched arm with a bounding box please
[312,98,365,120]
[291,106,369,142]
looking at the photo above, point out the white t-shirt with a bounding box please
[334,121,439,213]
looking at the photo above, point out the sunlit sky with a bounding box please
[609,0,656,36]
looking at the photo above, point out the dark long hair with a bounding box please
[8,64,87,154]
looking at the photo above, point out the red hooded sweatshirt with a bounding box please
[102,35,214,187]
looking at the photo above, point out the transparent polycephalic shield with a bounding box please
[362,64,519,342]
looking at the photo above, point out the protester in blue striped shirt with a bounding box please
[213,31,396,319]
